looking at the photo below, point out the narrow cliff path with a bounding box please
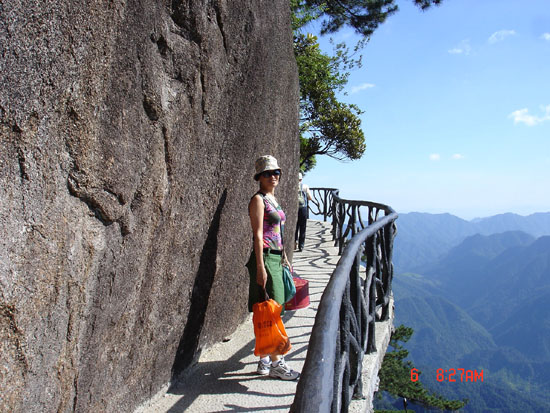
[136,220,339,413]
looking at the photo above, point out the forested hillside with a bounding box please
[384,215,550,412]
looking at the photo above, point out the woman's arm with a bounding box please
[249,194,267,287]
[283,251,291,269]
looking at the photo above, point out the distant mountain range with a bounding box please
[380,211,550,412]
[393,211,550,272]
[420,233,550,335]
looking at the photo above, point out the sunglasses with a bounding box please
[260,170,281,178]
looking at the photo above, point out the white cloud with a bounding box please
[488,30,516,44]
[452,154,464,160]
[508,105,550,126]
[448,39,471,55]
[350,83,375,94]
[429,153,441,161]
[541,33,550,41]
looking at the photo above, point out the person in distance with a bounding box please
[295,172,312,252]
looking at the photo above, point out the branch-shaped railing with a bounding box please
[291,188,398,413]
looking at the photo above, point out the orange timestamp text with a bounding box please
[410,368,483,382]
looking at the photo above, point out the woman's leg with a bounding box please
[262,254,299,380]
[295,213,300,248]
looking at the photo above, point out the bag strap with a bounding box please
[257,191,278,209]
[259,286,270,302]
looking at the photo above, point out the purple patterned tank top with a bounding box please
[260,194,285,250]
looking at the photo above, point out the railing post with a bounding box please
[323,190,328,222]
[350,250,364,400]
[331,196,337,241]
[380,222,396,321]
[338,203,345,255]
[365,233,377,354]
[336,278,351,413]
[350,205,357,238]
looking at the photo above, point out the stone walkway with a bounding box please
[136,220,339,413]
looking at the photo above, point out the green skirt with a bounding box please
[246,250,285,315]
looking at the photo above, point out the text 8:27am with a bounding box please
[410,368,484,382]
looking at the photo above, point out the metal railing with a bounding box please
[291,188,398,413]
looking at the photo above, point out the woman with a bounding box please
[246,155,299,381]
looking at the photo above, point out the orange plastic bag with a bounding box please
[252,298,291,356]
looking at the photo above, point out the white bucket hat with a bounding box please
[254,155,281,181]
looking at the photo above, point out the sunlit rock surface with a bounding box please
[0,1,298,411]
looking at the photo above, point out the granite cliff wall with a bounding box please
[0,1,299,411]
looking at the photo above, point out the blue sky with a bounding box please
[302,0,550,220]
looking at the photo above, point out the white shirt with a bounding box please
[299,182,312,200]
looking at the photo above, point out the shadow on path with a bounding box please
[143,220,339,413]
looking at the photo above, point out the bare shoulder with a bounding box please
[249,193,264,213]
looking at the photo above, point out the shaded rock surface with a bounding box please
[0,1,299,412]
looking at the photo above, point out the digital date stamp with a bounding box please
[410,368,484,382]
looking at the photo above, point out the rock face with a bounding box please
[0,1,299,412]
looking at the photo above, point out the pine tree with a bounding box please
[301,0,442,37]
[291,0,443,172]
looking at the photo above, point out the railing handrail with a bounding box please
[309,187,393,212]
[291,188,398,413]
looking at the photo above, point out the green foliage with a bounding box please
[294,32,365,171]
[291,0,443,172]
[299,137,317,172]
[292,0,367,172]
[377,325,467,411]
[301,0,442,38]
[290,0,324,32]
